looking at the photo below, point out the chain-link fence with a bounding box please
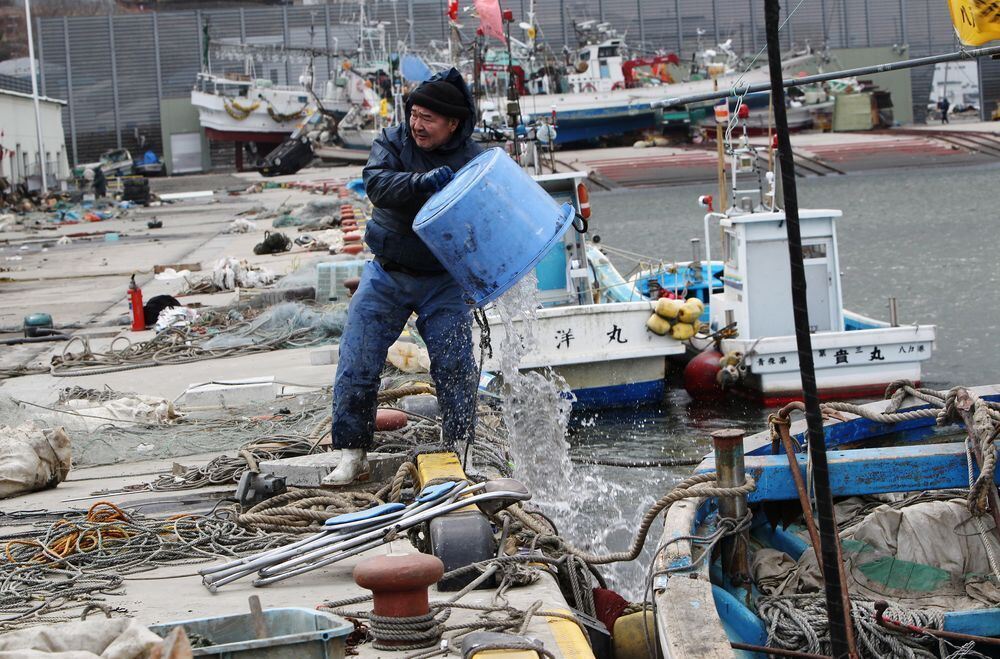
[33,0,980,167]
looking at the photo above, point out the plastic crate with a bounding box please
[316,259,366,303]
[150,607,352,659]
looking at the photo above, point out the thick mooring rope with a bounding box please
[758,594,943,659]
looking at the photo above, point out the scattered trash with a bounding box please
[225,217,257,233]
[211,257,276,290]
[147,218,163,229]
[155,306,199,332]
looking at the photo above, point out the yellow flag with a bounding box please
[379,98,389,118]
[947,0,1000,46]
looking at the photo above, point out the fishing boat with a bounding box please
[627,106,935,404]
[655,382,1000,657]
[471,169,690,410]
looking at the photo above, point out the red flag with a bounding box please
[446,0,458,23]
[474,0,506,42]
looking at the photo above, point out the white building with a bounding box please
[0,87,70,190]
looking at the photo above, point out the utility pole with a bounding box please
[25,0,48,191]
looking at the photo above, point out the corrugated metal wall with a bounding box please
[36,0,997,166]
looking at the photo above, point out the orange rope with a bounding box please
[3,501,134,565]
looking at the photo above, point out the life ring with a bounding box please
[582,82,597,93]
[612,81,625,91]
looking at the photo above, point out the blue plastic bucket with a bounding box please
[413,147,575,307]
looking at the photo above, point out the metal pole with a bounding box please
[325,5,333,81]
[637,0,644,50]
[712,0,720,46]
[599,0,605,23]
[62,17,77,167]
[107,14,121,149]
[283,6,292,85]
[840,0,848,48]
[675,0,683,54]
[820,0,829,44]
[152,13,163,102]
[864,0,872,48]
[407,0,415,48]
[25,0,47,190]
[560,0,567,47]
[749,0,758,52]
[712,429,749,585]
[764,1,855,656]
[35,15,45,96]
[652,42,1000,107]
[888,297,899,326]
[240,7,246,44]
[899,0,908,45]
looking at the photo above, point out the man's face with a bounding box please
[410,104,460,151]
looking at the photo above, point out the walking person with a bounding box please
[937,97,950,124]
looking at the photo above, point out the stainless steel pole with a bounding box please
[25,0,47,190]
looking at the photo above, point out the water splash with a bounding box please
[491,276,662,598]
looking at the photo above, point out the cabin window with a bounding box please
[723,231,739,268]
[579,52,589,62]
[598,46,618,58]
[801,243,827,259]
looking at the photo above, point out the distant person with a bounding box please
[937,97,950,124]
[92,167,107,198]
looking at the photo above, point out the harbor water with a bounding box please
[526,163,1000,597]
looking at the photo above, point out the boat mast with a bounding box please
[762,1,857,657]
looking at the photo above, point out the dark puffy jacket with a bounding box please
[362,68,483,273]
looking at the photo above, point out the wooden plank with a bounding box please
[698,442,991,502]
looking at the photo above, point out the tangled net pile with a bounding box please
[0,502,292,630]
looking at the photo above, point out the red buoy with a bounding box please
[683,349,725,400]
[375,408,408,431]
[341,243,364,255]
[343,232,362,243]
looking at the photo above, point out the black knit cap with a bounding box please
[408,80,470,119]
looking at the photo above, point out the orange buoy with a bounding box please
[683,349,725,400]
[375,409,408,432]
[342,243,364,255]
[343,232,362,243]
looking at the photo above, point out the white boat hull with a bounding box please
[476,301,685,409]
[720,324,936,403]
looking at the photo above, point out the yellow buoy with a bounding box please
[655,298,683,320]
[678,301,702,324]
[685,297,705,313]
[646,314,671,336]
[612,610,656,659]
[671,322,696,341]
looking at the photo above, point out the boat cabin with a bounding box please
[709,209,845,339]
[566,39,627,94]
[532,172,593,307]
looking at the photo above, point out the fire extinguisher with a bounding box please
[128,274,145,331]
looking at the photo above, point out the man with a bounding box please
[324,68,483,485]
[938,97,950,124]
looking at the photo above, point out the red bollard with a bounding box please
[353,554,444,640]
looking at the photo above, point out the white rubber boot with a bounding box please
[322,449,370,486]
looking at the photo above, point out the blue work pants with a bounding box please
[331,260,477,450]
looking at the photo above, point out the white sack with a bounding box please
[0,618,162,658]
[0,423,71,499]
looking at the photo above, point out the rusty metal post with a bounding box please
[712,428,750,585]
